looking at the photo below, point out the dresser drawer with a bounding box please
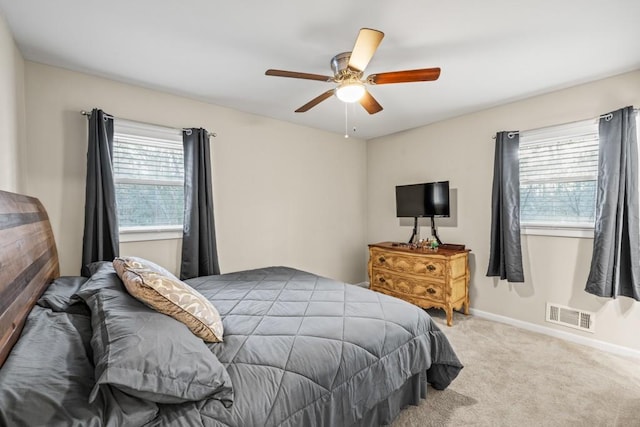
[371,269,445,303]
[370,248,445,280]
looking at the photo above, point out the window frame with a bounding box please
[113,119,184,242]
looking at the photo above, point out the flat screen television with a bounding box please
[395,181,450,244]
[395,181,450,218]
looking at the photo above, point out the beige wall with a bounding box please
[0,13,25,192]
[24,62,367,283]
[367,70,640,352]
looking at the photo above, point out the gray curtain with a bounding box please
[81,108,119,276]
[585,106,639,300]
[486,131,525,282]
[180,128,220,279]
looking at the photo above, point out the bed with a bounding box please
[0,190,463,426]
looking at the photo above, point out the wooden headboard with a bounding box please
[0,190,59,368]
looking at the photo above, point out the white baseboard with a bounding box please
[469,308,640,360]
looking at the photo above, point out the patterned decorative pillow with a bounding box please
[113,256,223,342]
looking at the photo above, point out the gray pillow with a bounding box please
[74,263,234,406]
[37,276,89,314]
[0,306,158,426]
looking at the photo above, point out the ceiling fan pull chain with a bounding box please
[351,102,357,136]
[344,103,349,138]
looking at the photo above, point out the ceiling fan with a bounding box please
[265,28,441,115]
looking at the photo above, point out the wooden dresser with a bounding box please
[368,242,470,326]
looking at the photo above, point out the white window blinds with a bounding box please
[113,120,184,231]
[519,119,599,228]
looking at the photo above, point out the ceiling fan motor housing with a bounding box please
[331,52,351,74]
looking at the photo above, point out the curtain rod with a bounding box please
[492,108,639,140]
[80,110,217,138]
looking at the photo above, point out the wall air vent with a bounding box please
[545,303,595,333]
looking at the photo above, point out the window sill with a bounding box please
[521,226,593,239]
[119,227,182,243]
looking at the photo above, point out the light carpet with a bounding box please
[392,310,640,427]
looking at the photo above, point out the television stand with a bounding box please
[410,216,443,246]
[430,216,442,245]
[407,216,447,247]
[407,217,419,244]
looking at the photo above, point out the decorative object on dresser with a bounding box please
[368,241,470,326]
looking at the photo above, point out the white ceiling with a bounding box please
[1,0,639,140]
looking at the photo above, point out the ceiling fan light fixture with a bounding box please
[336,82,365,103]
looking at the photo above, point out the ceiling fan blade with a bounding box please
[359,90,383,115]
[265,69,333,82]
[367,67,441,85]
[348,28,384,72]
[295,89,336,113]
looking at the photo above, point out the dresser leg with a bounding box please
[463,296,470,315]
[446,307,453,326]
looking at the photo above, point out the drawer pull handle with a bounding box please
[378,257,386,263]
[427,265,436,272]
[427,288,436,294]
[379,277,386,283]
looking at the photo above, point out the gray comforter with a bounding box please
[0,265,462,427]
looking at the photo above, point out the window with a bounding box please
[519,119,599,233]
[113,120,184,241]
